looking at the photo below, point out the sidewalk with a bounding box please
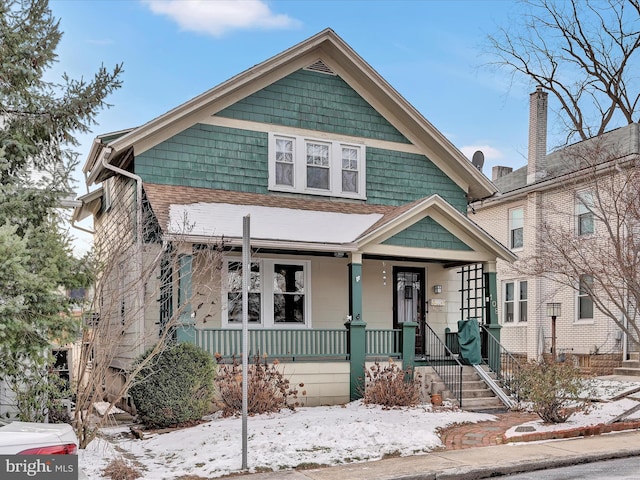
[242,413,640,480]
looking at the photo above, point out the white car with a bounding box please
[0,421,78,454]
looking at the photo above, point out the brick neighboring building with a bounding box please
[471,88,640,372]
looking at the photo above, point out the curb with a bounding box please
[502,420,640,443]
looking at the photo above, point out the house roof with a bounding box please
[491,123,640,197]
[144,183,516,262]
[83,28,496,200]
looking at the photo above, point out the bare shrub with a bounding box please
[215,354,303,416]
[361,360,421,407]
[102,458,142,480]
[515,359,591,423]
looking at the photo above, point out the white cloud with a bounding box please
[460,144,504,162]
[143,0,301,37]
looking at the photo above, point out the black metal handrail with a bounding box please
[424,324,464,407]
[479,324,523,402]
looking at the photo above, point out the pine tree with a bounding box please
[0,0,122,419]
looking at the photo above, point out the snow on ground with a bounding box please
[504,377,640,439]
[80,401,494,479]
[80,378,640,480]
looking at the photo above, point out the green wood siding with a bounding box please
[134,126,468,210]
[217,69,409,144]
[136,125,268,192]
[382,217,472,251]
[367,147,467,211]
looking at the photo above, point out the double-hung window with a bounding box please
[509,207,524,250]
[269,133,366,199]
[226,261,261,323]
[503,280,527,323]
[576,191,594,236]
[224,257,310,327]
[578,274,594,321]
[274,137,294,187]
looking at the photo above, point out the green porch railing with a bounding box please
[365,329,401,357]
[194,328,349,360]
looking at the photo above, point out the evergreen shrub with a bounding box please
[129,343,215,428]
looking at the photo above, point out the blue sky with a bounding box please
[49,0,546,253]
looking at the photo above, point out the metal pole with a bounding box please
[242,215,250,470]
[551,315,557,363]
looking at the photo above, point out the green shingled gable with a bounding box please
[366,147,467,212]
[217,69,409,144]
[382,216,472,250]
[133,68,468,212]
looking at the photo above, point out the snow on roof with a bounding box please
[168,202,384,244]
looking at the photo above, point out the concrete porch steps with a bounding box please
[459,365,506,412]
[613,352,640,377]
[417,365,508,412]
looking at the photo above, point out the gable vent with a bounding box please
[304,60,336,75]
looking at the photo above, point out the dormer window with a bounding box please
[269,133,366,199]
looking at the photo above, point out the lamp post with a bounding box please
[546,303,561,362]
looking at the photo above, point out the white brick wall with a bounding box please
[472,184,622,360]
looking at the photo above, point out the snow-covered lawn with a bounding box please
[81,401,494,479]
[80,378,640,480]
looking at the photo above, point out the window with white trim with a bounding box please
[269,133,366,199]
[578,274,594,320]
[223,257,310,327]
[503,280,527,323]
[509,207,524,250]
[576,191,595,236]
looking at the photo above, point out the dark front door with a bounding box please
[393,267,426,355]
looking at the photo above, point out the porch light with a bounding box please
[546,303,561,362]
[433,285,443,294]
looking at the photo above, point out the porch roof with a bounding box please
[146,183,390,246]
[144,183,515,262]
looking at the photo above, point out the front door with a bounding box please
[393,267,426,355]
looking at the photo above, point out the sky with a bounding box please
[79,378,640,479]
[47,0,549,255]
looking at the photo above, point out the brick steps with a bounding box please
[613,352,640,376]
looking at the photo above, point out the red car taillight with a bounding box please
[18,443,77,455]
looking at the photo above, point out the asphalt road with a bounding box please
[503,456,640,480]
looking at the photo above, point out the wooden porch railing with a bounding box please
[193,327,404,361]
[195,328,349,360]
[365,329,402,357]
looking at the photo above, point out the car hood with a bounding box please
[0,421,77,453]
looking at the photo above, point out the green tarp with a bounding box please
[457,319,482,365]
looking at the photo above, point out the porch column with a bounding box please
[483,261,501,372]
[401,322,417,376]
[348,253,366,401]
[176,254,196,344]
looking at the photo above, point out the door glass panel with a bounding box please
[396,272,421,323]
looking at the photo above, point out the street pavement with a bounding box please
[241,414,640,480]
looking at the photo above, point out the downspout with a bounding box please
[101,147,145,357]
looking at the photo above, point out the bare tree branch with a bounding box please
[487,0,640,145]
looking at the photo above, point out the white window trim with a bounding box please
[508,207,524,251]
[502,279,528,324]
[222,257,312,328]
[268,132,366,200]
[576,190,595,237]
[575,274,595,324]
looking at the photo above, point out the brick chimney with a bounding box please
[527,86,548,184]
[492,166,513,181]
